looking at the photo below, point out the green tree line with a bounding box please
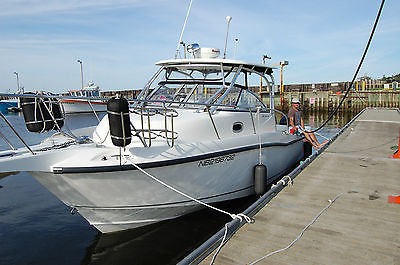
[380,74,400,82]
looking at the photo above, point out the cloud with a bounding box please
[0,38,107,47]
[0,0,155,16]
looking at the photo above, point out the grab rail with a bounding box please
[0,92,272,114]
[0,93,283,153]
[0,129,16,150]
[0,112,35,155]
[130,104,178,147]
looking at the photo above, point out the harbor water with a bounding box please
[0,111,352,265]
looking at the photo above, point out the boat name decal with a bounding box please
[198,154,235,167]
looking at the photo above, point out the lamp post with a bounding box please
[77,59,84,90]
[280,60,289,108]
[13,72,21,108]
[223,16,232,59]
[260,55,271,95]
[13,72,20,93]
[262,55,271,64]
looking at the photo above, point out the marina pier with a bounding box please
[100,81,400,113]
[268,90,400,113]
[182,108,400,265]
[260,80,400,112]
[2,81,398,114]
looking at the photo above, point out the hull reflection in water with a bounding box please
[81,196,256,265]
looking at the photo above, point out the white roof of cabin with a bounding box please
[155,58,277,73]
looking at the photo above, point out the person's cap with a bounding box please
[291,98,300,104]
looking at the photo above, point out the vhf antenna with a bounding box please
[175,0,193,59]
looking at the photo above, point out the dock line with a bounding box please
[248,193,344,265]
[126,157,253,224]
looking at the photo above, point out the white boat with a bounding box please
[0,98,18,113]
[0,47,305,233]
[0,88,23,113]
[61,81,107,113]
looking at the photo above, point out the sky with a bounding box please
[0,0,399,93]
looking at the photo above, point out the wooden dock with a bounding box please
[199,108,400,265]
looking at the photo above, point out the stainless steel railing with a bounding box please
[0,93,287,155]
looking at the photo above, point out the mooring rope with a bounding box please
[125,157,253,223]
[298,126,331,141]
[209,175,293,265]
[210,223,229,265]
[247,193,344,265]
[313,131,331,141]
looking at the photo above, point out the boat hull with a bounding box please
[0,101,18,114]
[30,141,303,233]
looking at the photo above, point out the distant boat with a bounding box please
[0,98,19,114]
[0,86,24,114]
[60,81,107,114]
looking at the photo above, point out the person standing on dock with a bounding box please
[288,98,325,149]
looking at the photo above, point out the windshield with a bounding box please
[146,64,268,109]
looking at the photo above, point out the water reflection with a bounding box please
[81,197,256,265]
[303,110,355,129]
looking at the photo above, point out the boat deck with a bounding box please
[199,108,400,265]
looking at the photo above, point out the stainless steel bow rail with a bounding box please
[0,111,35,154]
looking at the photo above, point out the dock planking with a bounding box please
[200,108,400,265]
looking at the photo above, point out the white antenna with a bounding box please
[223,16,232,59]
[175,0,193,59]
